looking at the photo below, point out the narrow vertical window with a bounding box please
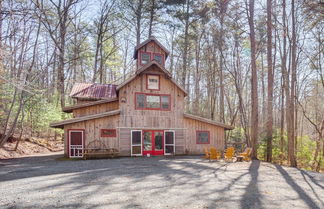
[161,95,170,110]
[136,94,145,109]
[140,52,151,65]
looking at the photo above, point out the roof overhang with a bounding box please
[183,113,234,130]
[62,98,118,113]
[50,109,121,129]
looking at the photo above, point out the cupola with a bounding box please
[133,36,169,70]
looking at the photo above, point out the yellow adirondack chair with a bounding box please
[224,147,235,162]
[209,147,221,160]
[238,147,252,161]
[203,147,210,159]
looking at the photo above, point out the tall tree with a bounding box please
[288,0,297,167]
[34,0,80,108]
[247,0,259,159]
[266,0,273,162]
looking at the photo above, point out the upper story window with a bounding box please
[140,52,151,65]
[196,131,210,144]
[135,93,171,111]
[147,74,160,90]
[153,53,164,65]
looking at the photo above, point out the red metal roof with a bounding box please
[70,83,117,100]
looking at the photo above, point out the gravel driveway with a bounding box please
[0,154,323,209]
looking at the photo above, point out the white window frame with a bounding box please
[131,130,142,156]
[164,130,175,155]
[69,130,84,158]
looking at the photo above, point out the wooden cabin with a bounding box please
[50,36,234,158]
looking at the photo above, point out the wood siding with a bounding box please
[118,66,185,128]
[137,41,166,68]
[183,118,225,154]
[73,101,119,117]
[64,115,119,156]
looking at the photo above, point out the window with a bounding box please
[147,75,160,90]
[135,93,170,111]
[131,130,142,156]
[140,52,151,65]
[136,94,145,109]
[153,53,164,65]
[196,131,210,144]
[161,96,170,110]
[146,95,160,108]
[101,129,116,137]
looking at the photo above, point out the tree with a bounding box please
[34,0,80,109]
[266,0,273,162]
[247,0,259,159]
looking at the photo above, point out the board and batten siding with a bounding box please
[117,67,187,155]
[118,66,185,128]
[183,117,225,154]
[63,115,119,156]
[73,101,119,118]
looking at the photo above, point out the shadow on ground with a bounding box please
[0,154,323,209]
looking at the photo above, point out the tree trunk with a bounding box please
[266,0,274,162]
[148,0,155,37]
[288,0,297,167]
[248,0,259,159]
[182,0,190,87]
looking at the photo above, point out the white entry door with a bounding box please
[164,130,175,155]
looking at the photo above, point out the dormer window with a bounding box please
[153,53,164,65]
[140,52,151,65]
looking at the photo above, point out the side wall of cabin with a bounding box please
[63,115,119,157]
[183,118,225,154]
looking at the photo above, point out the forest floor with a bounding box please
[0,137,63,159]
[0,155,323,209]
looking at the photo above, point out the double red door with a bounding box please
[142,130,164,156]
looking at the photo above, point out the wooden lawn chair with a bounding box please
[203,147,210,159]
[224,147,235,162]
[237,147,252,161]
[209,147,221,160]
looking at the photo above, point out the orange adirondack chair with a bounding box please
[224,147,235,162]
[238,147,252,161]
[203,147,210,159]
[209,147,221,160]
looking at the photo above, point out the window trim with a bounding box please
[152,53,165,65]
[135,92,171,111]
[146,74,160,91]
[101,129,117,137]
[139,51,152,66]
[196,130,210,144]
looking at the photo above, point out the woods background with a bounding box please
[0,0,323,171]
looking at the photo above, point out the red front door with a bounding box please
[143,130,164,156]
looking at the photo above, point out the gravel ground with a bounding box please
[0,154,323,209]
